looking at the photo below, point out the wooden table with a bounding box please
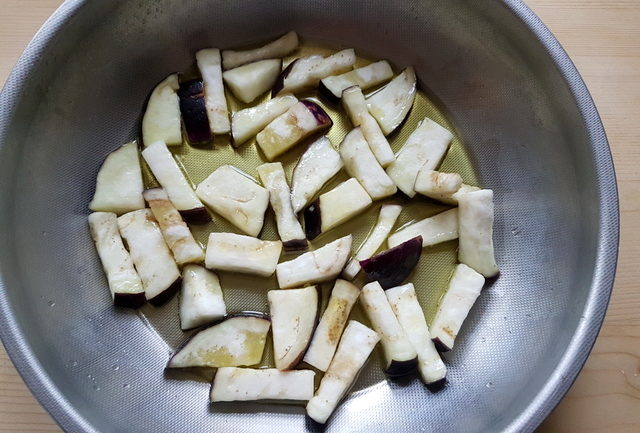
[1,1,638,432]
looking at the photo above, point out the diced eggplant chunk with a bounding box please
[431,264,485,351]
[386,118,454,197]
[303,280,360,371]
[366,67,417,135]
[195,165,269,236]
[117,209,181,306]
[257,162,307,251]
[306,321,379,424]
[414,169,463,196]
[343,204,402,280]
[387,208,458,249]
[276,235,352,289]
[268,286,318,370]
[205,232,282,277]
[319,60,393,102]
[222,31,299,70]
[256,100,332,161]
[339,128,396,200]
[177,79,211,144]
[180,265,226,330]
[458,189,499,277]
[88,212,145,308]
[303,178,372,240]
[360,281,417,375]
[142,74,182,147]
[386,283,447,389]
[195,48,230,135]
[89,141,145,215]
[168,314,270,368]
[211,367,315,402]
[423,183,481,206]
[223,59,282,104]
[360,236,422,289]
[231,95,298,146]
[141,141,210,224]
[290,136,343,214]
[143,188,204,266]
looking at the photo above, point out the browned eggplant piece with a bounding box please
[359,235,423,289]
[178,79,212,144]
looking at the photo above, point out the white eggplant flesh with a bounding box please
[424,183,481,206]
[88,212,145,308]
[276,235,352,289]
[222,31,299,70]
[387,208,458,249]
[117,209,180,305]
[366,67,417,135]
[414,169,463,196]
[179,265,226,330]
[290,136,343,214]
[319,60,393,101]
[360,281,417,375]
[342,204,402,280]
[339,127,396,200]
[142,74,182,146]
[386,283,447,388]
[196,48,230,135]
[195,165,270,236]
[168,314,270,368]
[268,286,318,370]
[89,141,145,215]
[431,264,485,351]
[386,118,454,197]
[223,59,282,104]
[211,368,315,402]
[303,280,360,371]
[231,95,298,146]
[143,188,204,265]
[256,162,307,251]
[306,320,379,424]
[458,189,499,277]
[205,232,282,277]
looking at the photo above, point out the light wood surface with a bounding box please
[0,1,638,432]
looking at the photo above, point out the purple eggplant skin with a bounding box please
[178,79,212,144]
[303,199,322,240]
[271,59,298,97]
[178,206,212,224]
[384,356,418,377]
[282,238,309,253]
[317,80,341,105]
[425,377,447,393]
[359,236,423,289]
[300,100,333,128]
[148,277,182,307]
[431,337,451,353]
[113,292,146,309]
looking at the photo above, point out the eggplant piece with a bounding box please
[359,281,417,376]
[343,204,402,280]
[386,117,454,197]
[273,49,356,96]
[303,178,372,240]
[366,67,417,135]
[319,60,394,103]
[141,74,182,147]
[431,264,485,351]
[143,188,204,266]
[210,367,315,402]
[205,232,282,277]
[359,236,422,289]
[223,59,282,104]
[276,235,352,289]
[222,31,299,70]
[257,162,307,252]
[180,265,226,330]
[342,86,394,167]
[177,79,211,144]
[303,280,360,371]
[256,100,333,161]
[195,48,230,135]
[290,136,343,214]
[423,183,481,206]
[231,95,298,146]
[89,141,145,215]
[195,165,269,236]
[458,189,499,277]
[339,128,396,200]
[385,283,447,389]
[306,320,379,424]
[141,141,210,224]
[268,286,318,370]
[88,212,145,308]
[414,169,463,196]
[387,208,458,249]
[168,313,270,368]
[117,209,181,306]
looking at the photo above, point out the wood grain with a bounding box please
[0,1,638,432]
